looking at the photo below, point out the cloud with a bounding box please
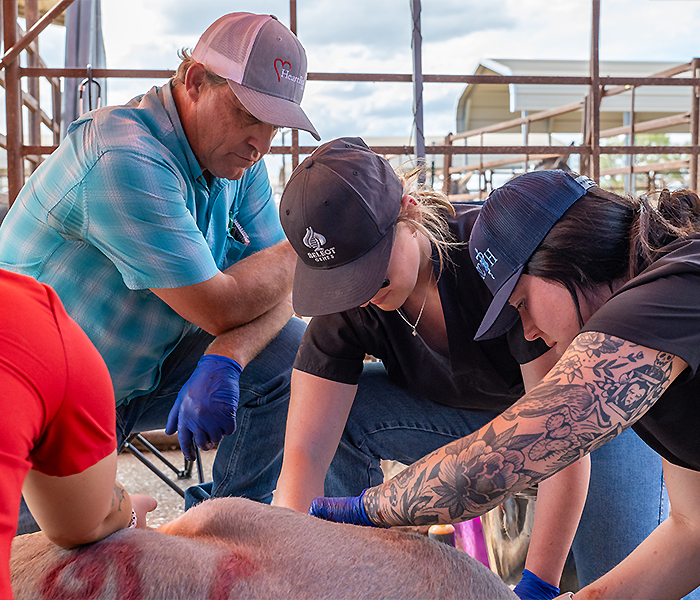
[87,0,699,149]
[296,0,516,62]
[157,0,290,37]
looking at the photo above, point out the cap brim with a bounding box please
[228,80,321,141]
[291,226,395,317]
[474,265,524,341]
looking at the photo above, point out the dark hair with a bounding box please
[525,184,700,326]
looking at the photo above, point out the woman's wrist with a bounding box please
[361,487,386,527]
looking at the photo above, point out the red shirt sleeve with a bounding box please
[0,270,116,600]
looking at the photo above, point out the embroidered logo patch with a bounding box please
[473,247,498,280]
[303,227,336,263]
[274,58,305,88]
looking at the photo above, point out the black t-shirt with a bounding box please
[294,203,549,412]
[583,236,700,471]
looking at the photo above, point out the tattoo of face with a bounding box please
[365,333,675,527]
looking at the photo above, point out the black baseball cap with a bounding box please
[279,137,403,316]
[469,170,596,341]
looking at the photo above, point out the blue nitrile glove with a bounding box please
[513,569,560,600]
[308,490,378,527]
[165,354,242,461]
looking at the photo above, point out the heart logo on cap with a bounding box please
[274,58,292,82]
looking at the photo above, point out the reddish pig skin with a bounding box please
[12,497,516,600]
[39,540,143,600]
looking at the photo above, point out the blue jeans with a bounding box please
[323,362,676,591]
[115,317,307,508]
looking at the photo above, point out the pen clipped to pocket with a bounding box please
[229,216,250,246]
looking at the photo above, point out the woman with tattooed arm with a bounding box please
[309,169,700,599]
[278,139,672,599]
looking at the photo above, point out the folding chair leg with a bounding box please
[122,439,185,498]
[121,433,207,498]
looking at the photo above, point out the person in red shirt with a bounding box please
[0,268,155,600]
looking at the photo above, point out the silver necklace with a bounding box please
[397,280,430,336]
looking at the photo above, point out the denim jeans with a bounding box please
[323,361,682,591]
[114,317,306,508]
[181,316,307,508]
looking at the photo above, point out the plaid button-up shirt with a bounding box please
[0,83,284,405]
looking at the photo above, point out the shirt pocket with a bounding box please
[221,233,249,268]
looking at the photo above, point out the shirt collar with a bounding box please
[158,81,205,182]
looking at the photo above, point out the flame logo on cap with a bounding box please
[303,227,326,250]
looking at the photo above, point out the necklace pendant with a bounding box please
[411,329,417,336]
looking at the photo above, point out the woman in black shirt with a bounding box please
[278,139,669,597]
[310,168,700,599]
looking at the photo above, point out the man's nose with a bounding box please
[248,123,276,158]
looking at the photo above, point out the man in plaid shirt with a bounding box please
[0,12,319,512]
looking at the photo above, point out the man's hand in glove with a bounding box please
[165,354,242,461]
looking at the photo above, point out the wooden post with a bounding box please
[25,0,41,174]
[579,95,590,176]
[292,129,299,170]
[590,0,601,182]
[289,0,299,171]
[690,58,699,191]
[627,87,635,194]
[4,0,24,205]
[442,133,452,196]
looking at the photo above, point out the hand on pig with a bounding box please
[308,490,378,527]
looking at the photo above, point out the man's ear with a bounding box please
[184,63,207,102]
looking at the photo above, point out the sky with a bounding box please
[29,0,700,178]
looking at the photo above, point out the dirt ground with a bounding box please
[117,433,216,529]
[118,432,408,530]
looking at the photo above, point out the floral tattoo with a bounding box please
[364,333,675,527]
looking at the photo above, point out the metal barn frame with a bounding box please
[1,0,698,206]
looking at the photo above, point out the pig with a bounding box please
[11,497,516,599]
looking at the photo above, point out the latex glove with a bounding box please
[165,354,242,461]
[513,569,560,600]
[308,490,378,527]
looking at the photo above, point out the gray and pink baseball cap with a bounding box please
[193,12,320,141]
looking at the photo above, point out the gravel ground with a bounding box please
[118,432,408,530]
[117,435,216,529]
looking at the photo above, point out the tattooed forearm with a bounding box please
[364,333,676,527]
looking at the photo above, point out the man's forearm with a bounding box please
[151,241,296,336]
[205,294,294,367]
[220,240,296,319]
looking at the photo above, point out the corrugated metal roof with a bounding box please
[17,0,65,27]
[457,59,692,134]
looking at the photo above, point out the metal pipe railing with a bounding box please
[3,0,700,206]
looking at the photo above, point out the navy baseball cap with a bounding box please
[280,137,403,316]
[469,170,596,341]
